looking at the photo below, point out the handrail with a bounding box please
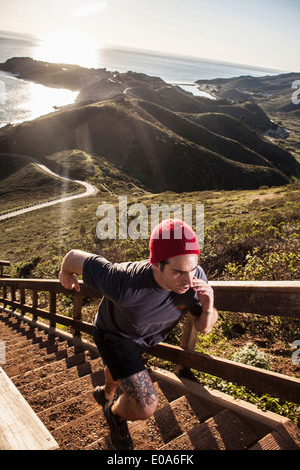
[212,280,300,318]
[0,277,299,404]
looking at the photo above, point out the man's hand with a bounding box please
[191,277,214,313]
[59,270,80,293]
[59,249,91,293]
[191,277,218,334]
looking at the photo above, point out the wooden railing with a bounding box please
[0,261,10,278]
[0,276,299,405]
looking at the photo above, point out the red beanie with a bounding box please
[149,218,200,264]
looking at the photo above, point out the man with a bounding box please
[59,218,218,450]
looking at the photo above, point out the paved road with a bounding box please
[0,153,98,221]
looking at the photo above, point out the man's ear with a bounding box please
[152,262,160,273]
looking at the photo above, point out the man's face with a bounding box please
[152,254,198,294]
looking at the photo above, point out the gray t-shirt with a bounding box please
[83,255,207,348]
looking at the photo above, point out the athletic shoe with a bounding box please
[93,385,117,408]
[104,401,133,450]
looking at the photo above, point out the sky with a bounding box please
[0,0,299,71]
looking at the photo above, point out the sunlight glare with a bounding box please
[23,82,78,121]
[34,29,100,68]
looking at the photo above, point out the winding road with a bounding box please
[0,153,98,221]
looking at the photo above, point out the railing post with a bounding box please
[73,295,82,337]
[11,286,15,303]
[20,288,26,315]
[0,260,11,278]
[32,289,38,321]
[49,291,56,329]
[2,284,7,306]
[174,313,199,375]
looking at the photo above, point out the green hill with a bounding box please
[0,98,296,193]
[0,154,82,212]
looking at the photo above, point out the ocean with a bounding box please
[0,30,284,128]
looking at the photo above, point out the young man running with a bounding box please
[59,219,218,450]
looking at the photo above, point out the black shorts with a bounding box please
[93,326,146,381]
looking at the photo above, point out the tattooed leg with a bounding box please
[111,370,158,421]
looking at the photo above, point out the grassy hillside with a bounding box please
[0,154,83,212]
[0,181,299,280]
[0,98,296,193]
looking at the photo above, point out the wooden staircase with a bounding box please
[1,309,299,451]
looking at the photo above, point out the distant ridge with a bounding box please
[0,57,299,193]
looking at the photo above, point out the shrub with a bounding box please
[14,256,41,278]
[231,342,272,370]
[224,248,300,280]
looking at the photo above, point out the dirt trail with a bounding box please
[0,152,98,221]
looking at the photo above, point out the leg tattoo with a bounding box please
[119,370,157,409]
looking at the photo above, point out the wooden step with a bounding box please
[49,380,185,450]
[250,431,297,450]
[129,393,212,450]
[250,420,300,450]
[11,349,99,387]
[17,356,104,397]
[160,409,258,450]
[52,408,109,450]
[1,310,299,451]
[84,390,212,451]
[27,369,105,413]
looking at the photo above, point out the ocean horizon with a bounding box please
[0,30,287,127]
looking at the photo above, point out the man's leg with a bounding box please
[102,369,158,449]
[112,369,158,421]
[103,366,118,401]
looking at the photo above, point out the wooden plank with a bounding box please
[49,291,56,329]
[1,304,95,336]
[0,367,58,450]
[0,279,101,298]
[150,368,291,439]
[73,295,83,337]
[174,313,198,375]
[0,262,10,279]
[249,431,297,450]
[210,281,300,318]
[148,342,300,404]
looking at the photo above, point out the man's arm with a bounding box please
[190,278,218,335]
[59,249,92,292]
[191,307,218,335]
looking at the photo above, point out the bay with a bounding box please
[0,30,283,127]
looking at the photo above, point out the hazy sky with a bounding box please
[1,0,299,71]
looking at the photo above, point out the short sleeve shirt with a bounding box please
[83,255,208,348]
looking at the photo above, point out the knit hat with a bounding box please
[149,218,200,264]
